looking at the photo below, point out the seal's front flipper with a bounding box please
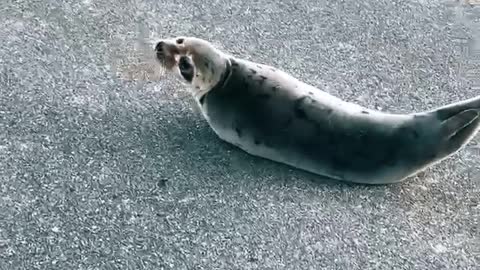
[439,109,480,155]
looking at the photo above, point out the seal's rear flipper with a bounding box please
[439,109,480,155]
[435,96,480,120]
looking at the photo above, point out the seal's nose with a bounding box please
[155,41,164,52]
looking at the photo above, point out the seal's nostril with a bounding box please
[155,41,164,52]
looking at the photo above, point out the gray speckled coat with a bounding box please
[201,57,480,184]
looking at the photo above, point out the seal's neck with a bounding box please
[193,56,232,101]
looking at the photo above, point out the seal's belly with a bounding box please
[206,98,398,177]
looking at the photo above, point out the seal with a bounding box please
[153,36,480,184]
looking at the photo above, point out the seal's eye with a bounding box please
[178,56,194,82]
[179,56,191,70]
[176,38,184,44]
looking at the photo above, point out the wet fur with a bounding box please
[155,36,480,184]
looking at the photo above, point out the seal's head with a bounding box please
[154,36,231,100]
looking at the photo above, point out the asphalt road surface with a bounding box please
[1,0,479,269]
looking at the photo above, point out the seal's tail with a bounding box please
[438,109,480,155]
[428,96,480,157]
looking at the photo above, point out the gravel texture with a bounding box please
[0,0,479,269]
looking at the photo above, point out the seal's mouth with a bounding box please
[154,40,178,70]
